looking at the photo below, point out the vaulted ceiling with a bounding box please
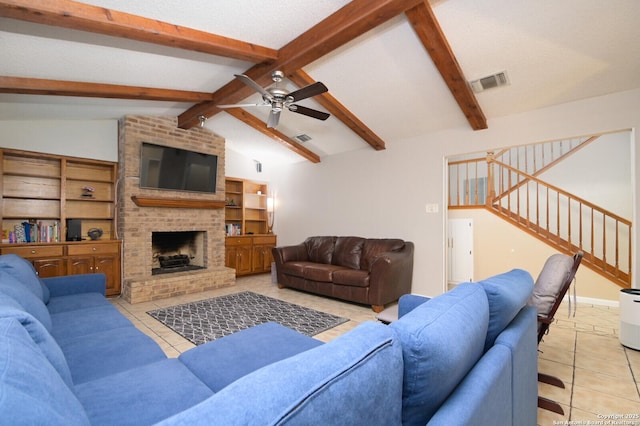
[1,0,640,165]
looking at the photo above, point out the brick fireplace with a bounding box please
[118,116,235,303]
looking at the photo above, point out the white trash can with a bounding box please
[620,288,640,350]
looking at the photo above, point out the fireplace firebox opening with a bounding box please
[151,231,205,275]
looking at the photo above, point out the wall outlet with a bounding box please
[425,203,439,213]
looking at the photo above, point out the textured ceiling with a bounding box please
[1,0,639,164]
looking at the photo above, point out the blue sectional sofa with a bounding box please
[0,252,537,425]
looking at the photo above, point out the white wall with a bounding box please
[0,120,118,161]
[261,88,640,298]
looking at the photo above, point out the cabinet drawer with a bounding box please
[225,237,252,247]
[67,243,119,256]
[253,236,276,245]
[2,245,64,258]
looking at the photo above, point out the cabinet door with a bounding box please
[67,256,94,275]
[32,258,65,278]
[226,246,252,275]
[252,245,273,273]
[94,254,120,296]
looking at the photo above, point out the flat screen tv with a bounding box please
[139,142,218,193]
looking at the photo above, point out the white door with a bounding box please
[448,218,474,284]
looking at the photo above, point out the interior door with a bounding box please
[448,218,474,285]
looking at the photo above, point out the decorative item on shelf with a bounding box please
[267,192,275,234]
[226,198,236,206]
[82,185,95,198]
[87,228,103,240]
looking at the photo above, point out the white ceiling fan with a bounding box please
[218,70,330,128]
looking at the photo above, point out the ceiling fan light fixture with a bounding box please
[198,115,207,128]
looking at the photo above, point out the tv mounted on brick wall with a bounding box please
[140,142,218,193]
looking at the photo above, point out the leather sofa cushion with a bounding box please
[360,239,405,270]
[303,264,348,282]
[332,237,365,269]
[332,269,370,287]
[279,261,314,278]
[304,236,336,264]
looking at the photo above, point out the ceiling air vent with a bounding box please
[469,71,510,93]
[294,133,312,143]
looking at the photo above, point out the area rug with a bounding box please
[146,291,349,345]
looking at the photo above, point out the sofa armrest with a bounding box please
[367,242,414,307]
[397,294,431,318]
[42,273,106,297]
[271,243,308,264]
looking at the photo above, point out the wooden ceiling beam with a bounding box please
[224,108,321,164]
[0,76,215,102]
[288,70,386,151]
[0,0,278,63]
[178,0,425,129]
[405,2,487,130]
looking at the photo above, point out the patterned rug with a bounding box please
[146,291,349,345]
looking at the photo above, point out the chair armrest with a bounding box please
[41,273,107,297]
[397,294,431,318]
[272,244,308,265]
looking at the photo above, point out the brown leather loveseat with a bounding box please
[272,236,414,312]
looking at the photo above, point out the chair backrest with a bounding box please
[528,251,583,343]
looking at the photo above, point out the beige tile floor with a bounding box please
[110,274,640,424]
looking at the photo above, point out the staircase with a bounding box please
[448,136,632,289]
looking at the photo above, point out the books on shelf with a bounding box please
[225,223,242,236]
[4,221,61,244]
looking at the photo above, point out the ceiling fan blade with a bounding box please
[288,104,330,121]
[234,74,273,101]
[266,110,281,128]
[217,102,270,108]
[287,81,328,102]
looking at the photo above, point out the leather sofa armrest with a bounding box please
[272,244,308,265]
[367,242,414,307]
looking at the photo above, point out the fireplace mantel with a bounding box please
[131,196,226,209]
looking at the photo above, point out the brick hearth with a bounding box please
[118,116,235,303]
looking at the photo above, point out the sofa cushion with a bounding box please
[332,268,370,287]
[360,238,405,270]
[60,327,168,384]
[0,318,90,426]
[527,253,574,317]
[0,292,73,387]
[278,260,310,278]
[74,359,213,426]
[40,278,51,303]
[0,270,52,331]
[302,263,348,282]
[390,283,489,425]
[332,236,365,269]
[304,236,336,264]
[50,305,134,344]
[0,254,44,300]
[158,322,403,426]
[179,322,323,392]
[479,269,534,351]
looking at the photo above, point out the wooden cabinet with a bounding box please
[67,242,121,296]
[1,240,122,296]
[252,236,276,273]
[225,237,252,276]
[0,148,121,295]
[225,235,276,276]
